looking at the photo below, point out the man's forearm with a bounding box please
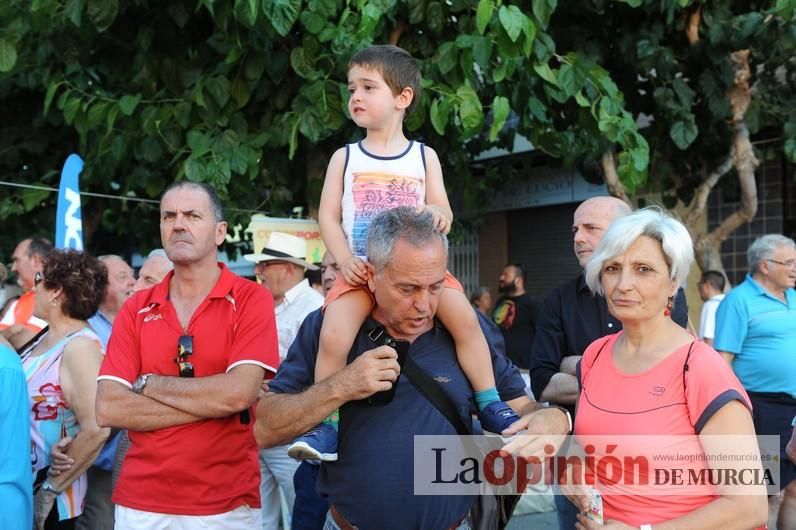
[559,355,581,376]
[538,373,579,405]
[96,380,203,431]
[255,377,349,448]
[142,365,263,419]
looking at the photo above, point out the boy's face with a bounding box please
[347,64,410,128]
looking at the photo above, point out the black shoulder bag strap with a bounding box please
[401,356,519,530]
[15,326,49,356]
[401,357,472,435]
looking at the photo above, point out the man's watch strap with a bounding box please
[545,403,573,433]
[41,480,62,494]
[132,373,153,395]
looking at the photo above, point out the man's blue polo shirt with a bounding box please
[269,310,527,530]
[714,274,796,398]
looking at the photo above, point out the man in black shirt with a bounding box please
[492,263,541,369]
[529,196,689,530]
[530,197,688,408]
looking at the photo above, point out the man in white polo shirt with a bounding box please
[245,232,323,530]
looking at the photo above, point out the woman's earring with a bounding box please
[664,296,674,316]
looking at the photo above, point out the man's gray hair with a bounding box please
[147,248,175,270]
[366,207,448,274]
[585,207,694,295]
[748,234,796,274]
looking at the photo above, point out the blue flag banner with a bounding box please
[55,154,84,250]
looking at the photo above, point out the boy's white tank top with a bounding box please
[341,140,427,258]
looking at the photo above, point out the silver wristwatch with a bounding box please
[41,480,62,494]
[132,373,153,395]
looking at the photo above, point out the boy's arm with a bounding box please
[319,147,356,266]
[423,146,453,223]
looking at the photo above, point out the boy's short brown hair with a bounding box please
[348,45,422,116]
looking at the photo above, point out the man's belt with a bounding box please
[330,505,466,530]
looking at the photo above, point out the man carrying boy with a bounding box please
[290,44,520,462]
[256,207,571,530]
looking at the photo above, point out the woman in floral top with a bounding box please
[21,249,108,530]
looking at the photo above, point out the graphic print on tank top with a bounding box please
[350,171,423,256]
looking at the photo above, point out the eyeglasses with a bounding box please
[34,271,44,286]
[175,335,194,378]
[766,259,796,269]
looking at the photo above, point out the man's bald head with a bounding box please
[572,196,631,268]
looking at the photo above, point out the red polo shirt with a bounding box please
[98,263,279,515]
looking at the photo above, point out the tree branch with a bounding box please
[692,50,759,273]
[601,151,633,206]
[683,155,733,228]
[389,19,407,46]
[686,5,702,45]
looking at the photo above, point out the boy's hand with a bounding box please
[342,256,368,285]
[419,205,451,234]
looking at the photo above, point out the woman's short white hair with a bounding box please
[584,206,694,295]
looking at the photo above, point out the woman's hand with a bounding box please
[47,436,75,477]
[33,488,57,530]
[575,513,636,530]
[341,256,368,286]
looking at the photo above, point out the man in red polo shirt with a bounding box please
[1,237,52,349]
[96,181,279,528]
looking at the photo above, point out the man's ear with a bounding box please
[215,221,228,246]
[366,262,376,293]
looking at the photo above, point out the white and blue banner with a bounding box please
[55,154,84,250]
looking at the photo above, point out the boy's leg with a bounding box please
[316,289,373,381]
[289,289,372,462]
[436,287,495,391]
[437,287,520,434]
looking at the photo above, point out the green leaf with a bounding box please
[426,1,444,32]
[435,42,457,74]
[533,62,557,85]
[557,64,580,97]
[430,97,451,135]
[230,78,251,108]
[475,0,494,35]
[105,104,120,134]
[234,0,259,25]
[521,18,537,57]
[456,84,483,136]
[290,47,320,79]
[118,94,142,116]
[86,0,119,31]
[493,60,509,82]
[670,120,698,150]
[288,115,300,159]
[498,5,524,42]
[527,97,547,122]
[488,96,510,141]
[184,158,203,182]
[359,3,381,35]
[0,39,18,72]
[63,97,81,125]
[300,11,325,33]
[205,77,231,107]
[86,101,108,128]
[672,78,695,108]
[532,0,556,28]
[43,82,62,116]
[187,130,213,157]
[21,188,51,211]
[65,0,84,26]
[263,0,302,37]
[472,36,492,70]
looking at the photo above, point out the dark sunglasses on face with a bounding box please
[175,335,194,378]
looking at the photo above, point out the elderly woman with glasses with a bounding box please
[21,249,109,530]
[570,208,767,530]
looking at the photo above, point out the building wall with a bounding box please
[477,211,509,304]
